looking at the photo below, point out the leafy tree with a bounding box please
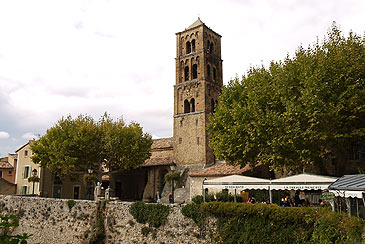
[30,113,152,178]
[207,24,365,172]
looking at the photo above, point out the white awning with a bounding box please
[203,175,270,190]
[270,173,337,191]
[329,190,364,198]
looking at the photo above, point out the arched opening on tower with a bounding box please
[210,43,214,53]
[184,99,190,113]
[186,41,191,54]
[192,64,198,79]
[207,65,211,80]
[190,98,195,112]
[207,40,210,52]
[184,66,189,81]
[192,39,195,52]
[213,67,217,81]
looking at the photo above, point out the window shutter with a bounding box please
[26,186,29,195]
[22,167,25,179]
[20,186,23,195]
[28,166,32,178]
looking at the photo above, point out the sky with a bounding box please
[0,0,364,157]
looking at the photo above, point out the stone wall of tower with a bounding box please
[173,20,222,167]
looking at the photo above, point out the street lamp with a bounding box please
[169,161,177,204]
[202,178,207,202]
[32,169,37,195]
[87,167,93,200]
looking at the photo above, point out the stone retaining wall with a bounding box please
[0,195,215,244]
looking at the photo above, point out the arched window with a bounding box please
[184,99,190,113]
[184,66,189,81]
[207,65,211,80]
[190,98,195,112]
[186,41,191,54]
[207,40,210,52]
[213,67,217,81]
[192,39,196,52]
[192,64,197,79]
[210,43,214,53]
[211,99,215,113]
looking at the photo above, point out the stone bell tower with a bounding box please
[173,18,223,168]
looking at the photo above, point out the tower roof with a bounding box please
[187,17,204,30]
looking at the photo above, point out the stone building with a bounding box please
[0,155,17,194]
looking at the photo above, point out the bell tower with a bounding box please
[173,18,223,167]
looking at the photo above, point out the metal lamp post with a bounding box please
[87,167,93,200]
[32,169,38,195]
[169,161,177,204]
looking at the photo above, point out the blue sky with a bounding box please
[0,0,364,156]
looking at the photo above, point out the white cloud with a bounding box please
[22,133,37,140]
[0,132,10,139]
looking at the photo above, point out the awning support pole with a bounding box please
[269,179,272,204]
[234,189,237,203]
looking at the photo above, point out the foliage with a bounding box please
[181,203,207,236]
[207,24,365,172]
[0,214,33,244]
[27,176,40,183]
[30,113,152,178]
[129,202,170,228]
[89,200,106,244]
[164,172,180,185]
[66,200,76,211]
[199,202,365,244]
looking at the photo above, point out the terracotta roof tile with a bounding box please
[143,156,172,167]
[151,138,174,150]
[0,161,14,169]
[190,163,255,177]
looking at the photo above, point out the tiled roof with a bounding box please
[143,156,172,167]
[0,157,8,162]
[190,163,255,177]
[187,18,204,29]
[151,138,174,150]
[0,161,14,169]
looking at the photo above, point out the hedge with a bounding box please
[199,202,365,244]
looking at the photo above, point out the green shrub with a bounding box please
[192,195,204,204]
[67,200,76,211]
[181,203,207,237]
[129,202,170,228]
[0,214,33,244]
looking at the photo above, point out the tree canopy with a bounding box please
[30,113,152,178]
[207,24,365,172]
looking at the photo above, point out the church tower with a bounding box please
[173,18,223,168]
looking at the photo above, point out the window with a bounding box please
[180,120,183,127]
[184,99,190,113]
[192,64,198,79]
[196,119,198,126]
[207,65,211,80]
[190,98,195,112]
[8,171,12,175]
[0,171,2,178]
[348,143,365,160]
[197,137,200,145]
[186,41,191,54]
[184,66,189,81]
[213,67,217,81]
[210,43,214,53]
[23,166,31,178]
[191,39,195,52]
[24,150,28,157]
[207,40,210,52]
[179,138,182,144]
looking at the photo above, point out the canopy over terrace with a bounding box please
[203,175,271,202]
[270,173,338,191]
[203,174,271,190]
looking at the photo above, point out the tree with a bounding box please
[30,114,152,178]
[207,24,365,172]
